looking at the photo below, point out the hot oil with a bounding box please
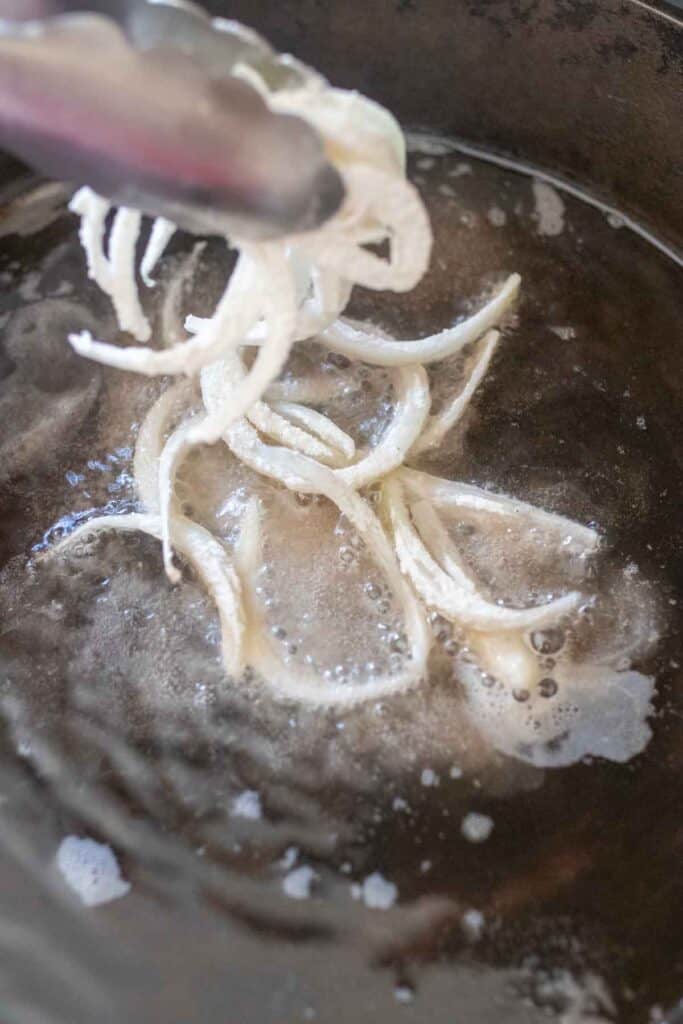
[0,147,681,1024]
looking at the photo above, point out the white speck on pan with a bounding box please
[282,865,316,900]
[231,789,262,820]
[56,836,130,907]
[361,871,398,910]
[450,161,473,178]
[532,180,566,236]
[487,205,507,227]
[549,325,576,340]
[461,812,494,843]
[394,985,414,1004]
[461,908,485,942]
[279,845,299,870]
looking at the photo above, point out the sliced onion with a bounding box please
[69,250,260,377]
[270,400,355,462]
[107,207,150,342]
[140,217,176,288]
[247,400,341,463]
[398,468,600,549]
[335,364,430,488]
[186,246,298,445]
[158,417,200,582]
[384,475,581,631]
[322,275,519,367]
[133,380,194,512]
[293,166,432,293]
[69,187,113,292]
[410,330,499,456]
[200,358,432,704]
[60,58,605,713]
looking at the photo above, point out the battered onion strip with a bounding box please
[131,385,245,669]
[54,513,245,677]
[293,166,431,293]
[156,250,310,581]
[298,265,353,338]
[269,401,355,461]
[69,187,113,292]
[282,253,353,342]
[69,250,260,377]
[321,275,519,367]
[189,261,353,347]
[335,364,430,488]
[57,52,602,708]
[133,380,194,513]
[384,475,581,631]
[185,246,298,446]
[140,217,176,288]
[409,498,478,594]
[69,189,152,341]
[108,207,151,342]
[68,163,431,385]
[140,247,301,573]
[398,467,600,549]
[410,330,499,456]
[247,400,341,463]
[199,355,431,702]
[159,417,200,582]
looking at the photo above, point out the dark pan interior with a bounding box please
[0,3,681,1023]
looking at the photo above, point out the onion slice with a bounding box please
[410,330,499,456]
[384,475,582,631]
[322,275,519,367]
[54,513,245,678]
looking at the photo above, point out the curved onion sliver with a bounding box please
[410,330,499,456]
[398,467,600,549]
[322,275,519,367]
[384,474,581,632]
[55,512,245,677]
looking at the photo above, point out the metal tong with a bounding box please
[0,1,345,239]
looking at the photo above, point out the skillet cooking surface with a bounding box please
[0,140,681,1023]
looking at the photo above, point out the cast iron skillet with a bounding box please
[0,3,681,1023]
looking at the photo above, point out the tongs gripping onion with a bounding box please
[0,0,345,240]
